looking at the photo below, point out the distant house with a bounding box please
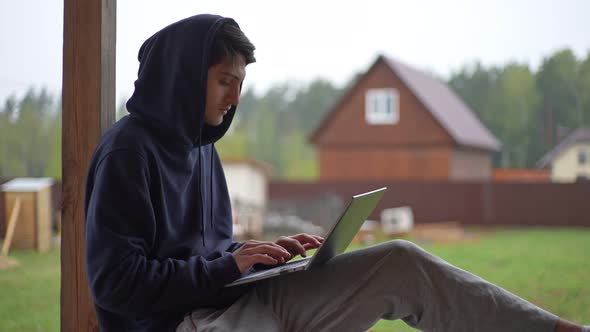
[310,55,501,181]
[536,127,590,183]
[222,158,272,239]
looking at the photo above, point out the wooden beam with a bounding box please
[1,197,21,257]
[61,0,116,331]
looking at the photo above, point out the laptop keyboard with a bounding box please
[277,257,309,271]
[250,257,311,275]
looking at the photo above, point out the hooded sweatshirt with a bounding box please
[84,14,252,331]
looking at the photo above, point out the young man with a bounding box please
[85,14,588,332]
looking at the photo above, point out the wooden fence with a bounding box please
[269,181,590,227]
[2,179,588,240]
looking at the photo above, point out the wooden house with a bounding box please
[310,55,501,181]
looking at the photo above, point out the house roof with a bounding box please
[385,56,501,151]
[311,55,501,151]
[1,177,54,192]
[536,127,590,168]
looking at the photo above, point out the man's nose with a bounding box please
[227,86,240,105]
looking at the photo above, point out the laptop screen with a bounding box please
[307,187,387,269]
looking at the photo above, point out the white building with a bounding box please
[537,128,590,183]
[222,158,272,239]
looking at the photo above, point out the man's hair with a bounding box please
[210,23,256,66]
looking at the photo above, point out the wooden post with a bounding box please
[61,0,116,330]
[1,197,21,257]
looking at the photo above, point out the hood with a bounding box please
[126,14,239,148]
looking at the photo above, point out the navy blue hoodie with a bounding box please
[85,14,252,331]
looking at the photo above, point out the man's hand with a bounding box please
[275,233,324,258]
[232,240,293,274]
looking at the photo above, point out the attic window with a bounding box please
[365,88,399,125]
[579,151,587,165]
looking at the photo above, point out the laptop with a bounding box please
[226,187,387,287]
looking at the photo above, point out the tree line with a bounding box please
[449,49,590,167]
[1,48,589,179]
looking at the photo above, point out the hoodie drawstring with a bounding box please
[197,133,217,247]
[198,134,206,247]
[210,144,215,230]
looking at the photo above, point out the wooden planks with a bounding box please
[1,197,21,256]
[3,192,36,250]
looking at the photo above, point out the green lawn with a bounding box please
[368,228,590,331]
[0,227,588,331]
[0,247,60,332]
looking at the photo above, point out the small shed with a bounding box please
[222,158,272,239]
[1,178,54,252]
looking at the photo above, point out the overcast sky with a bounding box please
[1,0,589,103]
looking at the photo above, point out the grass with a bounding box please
[0,247,60,332]
[0,227,588,331]
[365,227,590,331]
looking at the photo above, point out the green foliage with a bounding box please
[216,79,341,179]
[575,51,590,126]
[215,127,249,159]
[248,96,281,167]
[537,49,579,129]
[0,88,61,178]
[489,64,540,167]
[2,48,590,177]
[44,105,62,179]
[279,130,318,180]
[288,79,342,134]
[448,48,590,168]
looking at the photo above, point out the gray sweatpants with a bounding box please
[177,240,558,332]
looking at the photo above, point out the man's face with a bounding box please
[205,55,246,126]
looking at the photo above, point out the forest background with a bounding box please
[1,48,589,180]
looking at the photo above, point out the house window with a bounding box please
[365,88,399,125]
[579,151,587,165]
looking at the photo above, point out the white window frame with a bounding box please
[579,150,587,165]
[365,88,399,125]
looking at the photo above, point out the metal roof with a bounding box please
[536,127,590,168]
[1,177,55,192]
[384,56,501,151]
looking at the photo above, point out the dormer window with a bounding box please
[579,150,587,165]
[365,88,399,125]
